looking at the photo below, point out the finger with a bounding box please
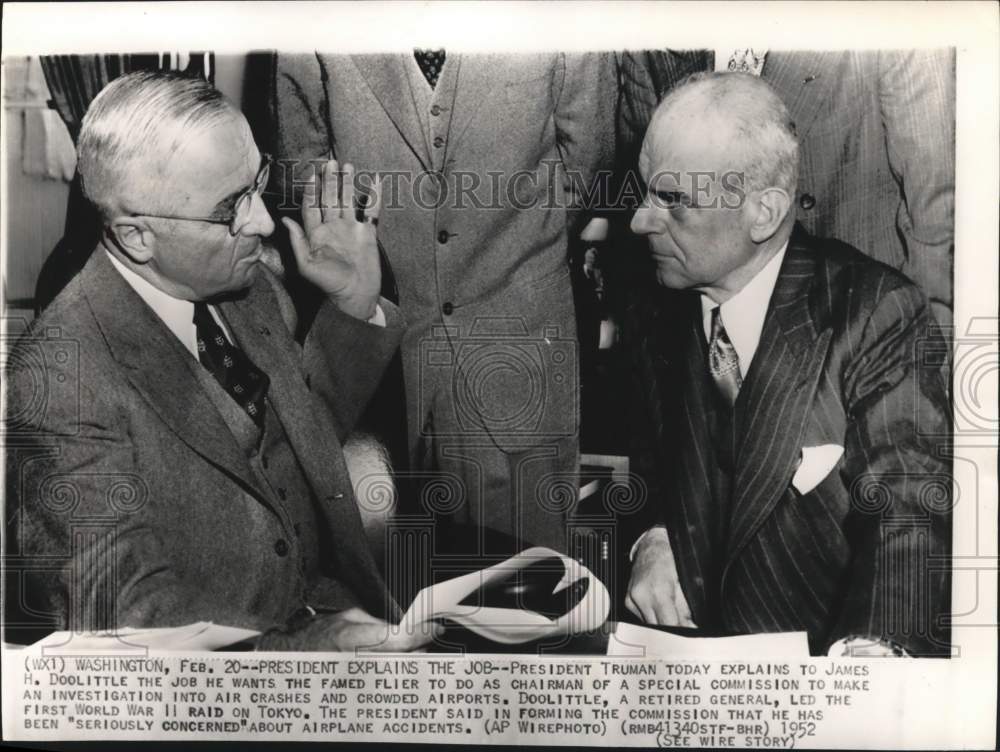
[652,595,680,627]
[340,607,382,625]
[341,162,356,218]
[361,621,436,653]
[673,587,695,627]
[301,171,321,234]
[323,159,341,218]
[282,217,313,266]
[363,171,382,224]
[624,594,640,620]
[630,587,659,626]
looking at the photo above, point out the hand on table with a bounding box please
[258,607,442,651]
[625,527,696,628]
[282,160,382,321]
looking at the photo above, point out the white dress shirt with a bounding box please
[106,250,384,360]
[700,242,787,379]
[631,242,787,562]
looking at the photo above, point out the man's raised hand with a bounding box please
[282,159,382,320]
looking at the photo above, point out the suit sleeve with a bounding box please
[273,53,333,177]
[4,358,284,636]
[617,51,660,171]
[302,296,405,441]
[259,265,405,443]
[878,49,956,327]
[552,52,617,230]
[834,278,952,655]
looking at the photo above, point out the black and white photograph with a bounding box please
[1,1,996,749]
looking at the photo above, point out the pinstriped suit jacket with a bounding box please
[618,49,955,328]
[627,226,952,656]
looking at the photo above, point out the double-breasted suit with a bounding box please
[5,250,404,638]
[627,227,952,655]
[618,49,956,328]
[274,53,616,553]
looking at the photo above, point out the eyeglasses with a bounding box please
[131,153,273,236]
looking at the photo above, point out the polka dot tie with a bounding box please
[194,302,269,429]
[414,48,446,88]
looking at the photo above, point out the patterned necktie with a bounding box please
[708,306,743,408]
[193,302,270,429]
[414,49,446,88]
[726,48,767,76]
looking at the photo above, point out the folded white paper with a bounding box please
[403,547,610,644]
[608,622,808,658]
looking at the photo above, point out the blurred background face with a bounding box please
[630,104,758,301]
[140,114,275,300]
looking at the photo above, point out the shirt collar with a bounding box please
[105,250,199,357]
[701,241,788,378]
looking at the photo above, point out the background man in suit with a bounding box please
[618,49,955,330]
[273,52,616,558]
[4,71,435,651]
[624,72,951,656]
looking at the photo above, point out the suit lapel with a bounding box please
[661,292,722,624]
[221,286,400,619]
[351,54,432,171]
[82,251,270,505]
[763,52,842,141]
[445,53,492,159]
[724,230,834,572]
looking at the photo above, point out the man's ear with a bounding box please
[749,187,792,244]
[107,216,156,263]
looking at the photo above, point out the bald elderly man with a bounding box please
[623,72,951,656]
[4,71,435,651]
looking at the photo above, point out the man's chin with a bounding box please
[655,267,689,290]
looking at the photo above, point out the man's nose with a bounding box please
[630,203,655,236]
[242,192,275,238]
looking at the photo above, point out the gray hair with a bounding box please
[77,70,238,219]
[651,71,800,196]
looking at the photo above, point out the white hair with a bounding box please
[77,70,239,219]
[651,71,800,196]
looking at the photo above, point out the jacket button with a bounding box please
[259,326,270,335]
[430,104,442,116]
[277,487,287,500]
[437,230,450,244]
[433,136,445,148]
[799,193,816,210]
[442,302,454,315]
[274,539,289,557]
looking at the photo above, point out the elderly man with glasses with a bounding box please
[4,71,435,651]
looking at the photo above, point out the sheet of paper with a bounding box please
[608,621,809,658]
[403,547,610,644]
[28,622,260,653]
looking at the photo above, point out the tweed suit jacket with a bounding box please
[626,226,952,655]
[4,250,405,637]
[273,53,616,453]
[618,49,956,326]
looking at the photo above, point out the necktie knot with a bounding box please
[708,306,743,407]
[194,302,270,428]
